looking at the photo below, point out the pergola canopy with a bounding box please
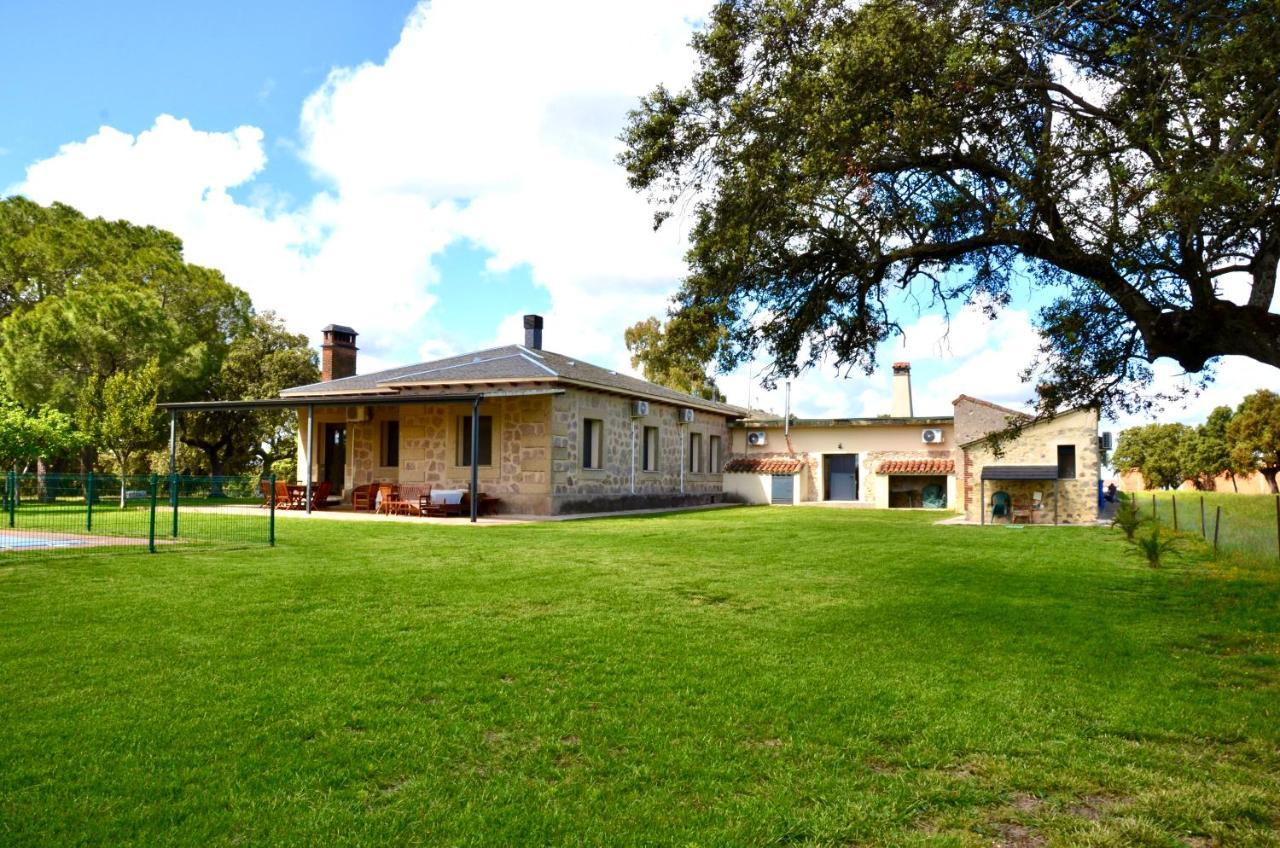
[980,465,1059,481]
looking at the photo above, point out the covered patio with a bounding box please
[159,388,560,523]
[979,465,1061,525]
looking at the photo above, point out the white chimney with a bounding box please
[891,362,914,417]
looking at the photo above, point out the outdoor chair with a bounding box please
[375,484,399,515]
[990,490,1011,522]
[417,485,433,515]
[307,481,332,511]
[351,484,377,512]
[258,479,272,509]
[273,480,293,510]
[1010,498,1034,524]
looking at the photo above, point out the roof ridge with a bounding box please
[951,394,1029,418]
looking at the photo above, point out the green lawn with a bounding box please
[2,507,1278,846]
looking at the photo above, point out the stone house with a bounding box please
[724,363,1102,523]
[280,316,742,516]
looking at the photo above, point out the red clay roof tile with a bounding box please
[724,456,806,474]
[876,459,955,475]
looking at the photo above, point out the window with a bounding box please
[1057,444,1077,479]
[708,435,722,473]
[380,420,400,467]
[458,415,493,466]
[582,418,604,469]
[688,432,703,473]
[642,426,659,472]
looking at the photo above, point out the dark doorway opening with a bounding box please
[323,423,346,494]
[825,454,859,500]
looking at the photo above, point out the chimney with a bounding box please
[891,362,914,417]
[523,314,544,350]
[321,324,358,381]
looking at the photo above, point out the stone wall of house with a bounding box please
[952,396,1022,446]
[550,388,728,513]
[962,407,1100,524]
[301,397,554,514]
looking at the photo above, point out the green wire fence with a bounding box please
[2,472,276,555]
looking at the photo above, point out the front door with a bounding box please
[826,454,858,501]
[323,423,346,492]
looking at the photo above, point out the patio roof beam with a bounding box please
[157,394,486,412]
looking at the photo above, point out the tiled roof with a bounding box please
[877,459,956,475]
[724,456,806,474]
[281,344,745,417]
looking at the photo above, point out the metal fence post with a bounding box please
[1275,494,1279,562]
[269,473,276,547]
[1151,493,1156,520]
[1213,506,1221,555]
[148,473,158,554]
[1200,495,1206,539]
[86,471,94,532]
[7,471,14,528]
[1171,495,1177,531]
[171,473,179,538]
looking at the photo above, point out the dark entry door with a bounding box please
[827,454,858,501]
[323,423,346,492]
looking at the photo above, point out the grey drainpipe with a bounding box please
[469,396,480,523]
[630,421,636,494]
[305,404,314,514]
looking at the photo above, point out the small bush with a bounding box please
[1134,525,1178,568]
[1111,498,1145,541]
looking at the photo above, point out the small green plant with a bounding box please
[1134,525,1179,568]
[1111,498,1145,541]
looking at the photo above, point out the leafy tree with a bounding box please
[1227,389,1280,493]
[0,198,251,469]
[178,311,319,491]
[1112,423,1194,490]
[1178,405,1247,492]
[621,0,1280,415]
[0,402,83,473]
[624,316,723,400]
[80,361,162,507]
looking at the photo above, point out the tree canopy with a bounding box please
[621,0,1280,415]
[624,316,724,400]
[1112,422,1194,490]
[1227,389,1280,493]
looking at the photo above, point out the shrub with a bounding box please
[1111,498,1145,541]
[1134,525,1179,568]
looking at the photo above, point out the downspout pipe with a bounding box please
[305,404,314,514]
[470,396,480,523]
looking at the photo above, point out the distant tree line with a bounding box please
[0,197,318,490]
[1112,391,1280,493]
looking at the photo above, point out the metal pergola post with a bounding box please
[304,404,314,514]
[1053,479,1059,525]
[470,396,480,523]
[168,411,177,475]
[980,478,985,525]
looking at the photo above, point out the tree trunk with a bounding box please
[1264,467,1279,495]
[1229,472,1238,493]
[36,457,51,503]
[208,453,226,499]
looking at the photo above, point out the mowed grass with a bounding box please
[1139,491,1280,564]
[2,507,1278,847]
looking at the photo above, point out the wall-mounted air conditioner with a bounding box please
[346,406,372,423]
[747,431,768,447]
[921,428,944,444]
[630,400,650,418]
[678,408,696,424]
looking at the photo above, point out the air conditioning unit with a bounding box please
[630,400,650,418]
[678,408,696,424]
[921,428,944,444]
[346,406,372,423]
[1099,432,1114,451]
[747,430,768,447]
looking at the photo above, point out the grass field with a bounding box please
[2,507,1278,846]
[1136,491,1280,564]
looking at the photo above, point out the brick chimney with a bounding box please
[523,314,544,350]
[891,362,914,417]
[321,324,358,381]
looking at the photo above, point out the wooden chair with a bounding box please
[274,480,293,510]
[375,484,398,515]
[308,481,332,511]
[1011,499,1034,524]
[259,479,272,509]
[416,484,434,516]
[351,483,376,512]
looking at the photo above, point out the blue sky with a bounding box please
[4,0,1274,427]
